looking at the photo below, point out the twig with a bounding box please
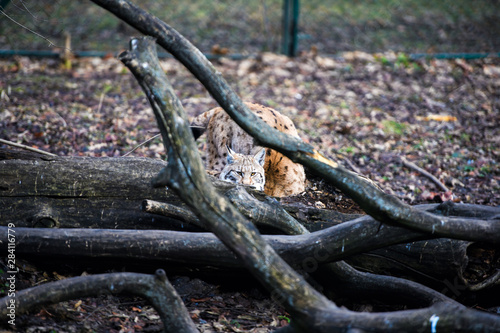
[96,92,105,114]
[122,133,161,157]
[342,156,362,174]
[18,0,45,22]
[0,138,57,157]
[400,156,449,192]
[142,199,204,227]
[0,9,57,48]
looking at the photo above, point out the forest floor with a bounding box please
[0,52,499,332]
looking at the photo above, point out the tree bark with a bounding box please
[3,148,497,288]
[3,0,498,330]
[3,222,496,293]
[0,148,185,229]
[2,146,496,290]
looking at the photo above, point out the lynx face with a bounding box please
[220,147,266,190]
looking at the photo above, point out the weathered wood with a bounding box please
[346,238,471,287]
[0,147,359,231]
[0,149,192,230]
[0,150,166,198]
[3,149,491,289]
[3,2,498,329]
[3,222,496,292]
[2,146,496,289]
[92,0,500,245]
[119,35,339,331]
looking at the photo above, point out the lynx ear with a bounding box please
[254,148,266,167]
[226,145,236,164]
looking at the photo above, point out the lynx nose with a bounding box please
[241,174,253,186]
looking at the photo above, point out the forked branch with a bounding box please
[117,35,500,332]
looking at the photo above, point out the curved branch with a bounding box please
[400,156,449,192]
[143,186,308,235]
[311,302,500,332]
[322,261,458,306]
[0,138,57,157]
[468,269,500,291]
[88,0,500,244]
[0,216,427,272]
[0,270,197,333]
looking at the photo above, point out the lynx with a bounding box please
[191,102,306,197]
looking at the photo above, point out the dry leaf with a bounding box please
[416,114,458,122]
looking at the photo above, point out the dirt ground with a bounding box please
[0,52,499,332]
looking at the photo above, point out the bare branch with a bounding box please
[114,34,500,332]
[118,36,338,328]
[0,138,57,157]
[400,156,449,192]
[122,133,161,157]
[0,270,198,333]
[0,8,58,48]
[18,0,45,22]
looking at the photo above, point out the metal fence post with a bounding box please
[281,0,300,57]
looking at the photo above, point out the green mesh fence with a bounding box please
[0,0,499,55]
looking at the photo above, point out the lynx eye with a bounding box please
[251,172,256,177]
[237,171,244,177]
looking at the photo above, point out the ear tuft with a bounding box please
[226,145,236,164]
[254,148,266,166]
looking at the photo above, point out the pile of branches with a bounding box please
[1,0,499,332]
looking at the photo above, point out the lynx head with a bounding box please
[219,146,266,191]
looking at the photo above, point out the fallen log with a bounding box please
[0,148,358,231]
[2,211,498,294]
[0,148,185,230]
